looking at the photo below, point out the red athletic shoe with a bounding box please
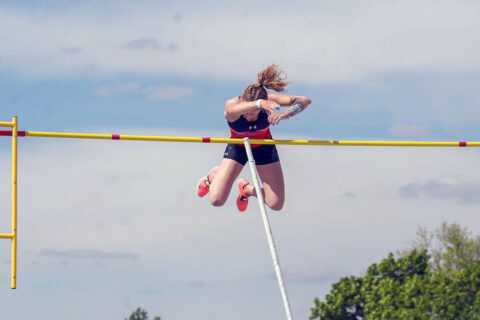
[196,166,219,197]
[236,179,250,212]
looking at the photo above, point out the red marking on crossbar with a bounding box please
[0,130,12,136]
[459,141,467,147]
[112,134,120,140]
[202,137,211,143]
[0,130,25,137]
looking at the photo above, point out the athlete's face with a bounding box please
[243,109,261,122]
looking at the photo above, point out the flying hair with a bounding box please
[240,64,291,102]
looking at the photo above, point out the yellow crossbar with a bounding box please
[20,131,480,147]
[0,122,14,128]
[0,233,14,239]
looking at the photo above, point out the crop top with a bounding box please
[227,111,272,148]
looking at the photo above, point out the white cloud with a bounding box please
[173,13,183,24]
[146,85,193,100]
[284,266,344,283]
[121,37,161,50]
[390,124,431,138]
[58,46,83,54]
[464,111,480,125]
[0,1,479,84]
[96,82,194,100]
[120,38,179,53]
[343,191,356,198]
[399,176,480,204]
[187,280,205,288]
[39,248,139,260]
[95,86,111,97]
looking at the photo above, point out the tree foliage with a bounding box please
[310,222,480,320]
[125,307,161,320]
[413,222,480,275]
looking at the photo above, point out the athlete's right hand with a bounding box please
[260,100,280,114]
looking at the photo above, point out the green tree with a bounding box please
[310,250,432,320]
[412,222,480,275]
[428,261,480,319]
[310,222,480,320]
[125,307,161,320]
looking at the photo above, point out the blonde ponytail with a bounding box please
[240,64,290,102]
[257,64,290,92]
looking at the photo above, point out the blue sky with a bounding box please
[1,1,480,320]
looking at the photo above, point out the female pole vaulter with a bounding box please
[196,64,311,212]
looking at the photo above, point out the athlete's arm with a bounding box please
[267,93,312,125]
[267,93,312,108]
[224,97,280,122]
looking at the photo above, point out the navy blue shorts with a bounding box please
[223,144,280,166]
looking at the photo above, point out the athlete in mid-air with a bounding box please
[196,64,312,212]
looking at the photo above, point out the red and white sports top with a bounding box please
[227,111,272,148]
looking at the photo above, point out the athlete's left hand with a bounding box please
[268,111,292,125]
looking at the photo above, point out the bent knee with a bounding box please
[268,200,284,211]
[210,195,227,207]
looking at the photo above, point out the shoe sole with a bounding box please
[196,166,219,198]
[236,178,249,212]
[196,176,207,197]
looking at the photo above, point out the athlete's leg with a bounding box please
[244,161,285,211]
[209,158,244,207]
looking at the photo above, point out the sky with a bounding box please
[0,0,480,319]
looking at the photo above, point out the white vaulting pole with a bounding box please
[243,137,294,320]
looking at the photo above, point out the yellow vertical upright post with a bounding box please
[11,116,17,289]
